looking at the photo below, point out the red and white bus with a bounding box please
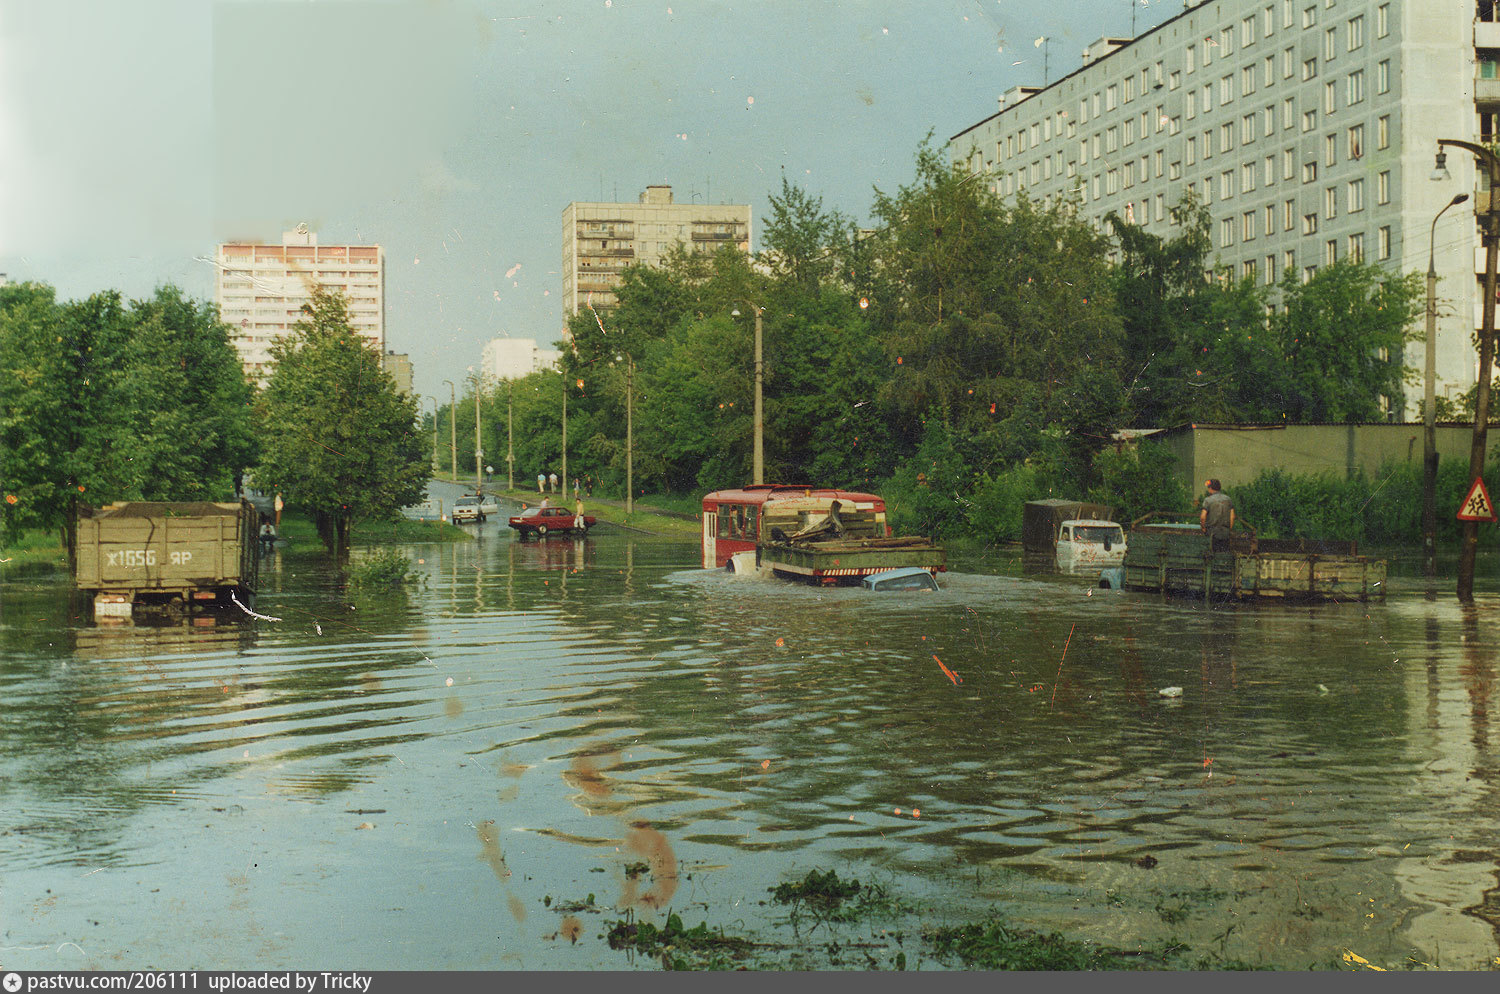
[701,485,888,569]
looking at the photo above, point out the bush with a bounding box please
[347,548,416,588]
[966,464,1047,544]
[1087,441,1191,525]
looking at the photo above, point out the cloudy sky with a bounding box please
[0,0,1174,401]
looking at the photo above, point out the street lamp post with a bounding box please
[507,379,514,491]
[561,371,568,497]
[469,371,483,495]
[616,353,633,514]
[730,304,765,485]
[1425,192,1470,582]
[427,396,439,475]
[1435,140,1500,603]
[442,379,457,483]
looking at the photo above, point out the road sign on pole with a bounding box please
[1456,477,1498,522]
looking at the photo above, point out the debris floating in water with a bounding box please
[1159,686,1184,698]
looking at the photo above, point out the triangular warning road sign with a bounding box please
[1456,477,1498,523]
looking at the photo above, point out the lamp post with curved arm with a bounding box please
[442,379,457,483]
[730,303,764,485]
[1434,139,1500,602]
[1425,192,1470,581]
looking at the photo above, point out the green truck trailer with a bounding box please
[73,501,260,618]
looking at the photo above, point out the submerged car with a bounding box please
[508,504,595,538]
[451,495,486,523]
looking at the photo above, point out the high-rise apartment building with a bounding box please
[381,351,414,396]
[216,225,385,381]
[950,1,1480,418]
[480,337,562,382]
[561,186,751,322]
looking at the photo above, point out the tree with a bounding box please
[1275,259,1422,421]
[1,283,253,552]
[254,286,429,557]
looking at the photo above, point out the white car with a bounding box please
[451,495,485,523]
[476,493,500,516]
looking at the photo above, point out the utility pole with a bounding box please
[428,396,439,475]
[506,380,514,491]
[473,375,483,495]
[1435,140,1500,603]
[626,356,634,514]
[561,373,568,497]
[1426,193,1470,582]
[443,379,456,483]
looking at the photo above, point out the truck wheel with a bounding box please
[537,525,548,536]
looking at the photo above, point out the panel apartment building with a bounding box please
[216,225,386,381]
[561,185,751,322]
[950,0,1484,418]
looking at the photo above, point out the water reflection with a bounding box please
[0,535,1496,969]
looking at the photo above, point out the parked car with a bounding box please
[508,504,595,538]
[452,495,486,523]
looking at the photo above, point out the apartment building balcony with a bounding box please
[577,282,618,294]
[690,231,738,241]
[1477,20,1500,50]
[1477,74,1500,108]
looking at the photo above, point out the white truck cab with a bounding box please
[1055,519,1127,571]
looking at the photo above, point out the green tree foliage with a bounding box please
[254,286,428,557]
[1275,259,1423,421]
[1086,440,1192,524]
[0,282,252,549]
[1109,199,1288,426]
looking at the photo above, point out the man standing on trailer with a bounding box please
[1200,479,1235,540]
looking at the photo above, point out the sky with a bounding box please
[0,0,1181,403]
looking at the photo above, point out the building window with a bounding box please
[1283,47,1295,79]
[1324,27,1337,61]
[1303,213,1318,235]
[1377,60,1390,95]
[1265,105,1276,136]
[1243,211,1256,240]
[1242,113,1257,143]
[1283,150,1295,180]
[1325,81,1337,114]
[1106,84,1117,110]
[1347,233,1365,261]
[1283,96,1295,128]
[1378,226,1391,260]
[1242,66,1257,96]
[1155,193,1165,221]
[1377,170,1389,204]
[1377,115,1389,149]
[1324,187,1337,219]
[1221,27,1234,55]
[1303,58,1318,81]
[1348,178,1364,212]
[1221,218,1235,247]
[1155,149,1164,177]
[1203,85,1213,114]
[1325,133,1337,166]
[1303,161,1318,182]
[1264,55,1275,87]
[1169,115,1181,135]
[1125,76,1136,103]
[1348,124,1364,159]
[1169,159,1182,180]
[1303,5,1316,29]
[1265,204,1277,233]
[1265,154,1276,185]
[1106,169,1119,194]
[1303,109,1317,132]
[1303,265,1317,284]
[1204,129,1214,159]
[1242,15,1256,46]
[1325,240,1337,265]
[1187,43,1196,74]
[1220,74,1234,104]
[1221,170,1234,199]
[1187,136,1196,164]
[1220,123,1233,152]
[1265,253,1278,284]
[1376,3,1389,38]
[1125,119,1135,145]
[1347,15,1364,51]
[1243,259,1258,282]
[1348,70,1364,105]
[1243,162,1257,192]
[1106,127,1118,152]
[1169,69,1181,90]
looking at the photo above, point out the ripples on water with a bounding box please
[1,533,1497,969]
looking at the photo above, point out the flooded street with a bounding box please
[2,525,1498,971]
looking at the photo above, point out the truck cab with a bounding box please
[1056,519,1127,572]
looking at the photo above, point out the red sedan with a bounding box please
[508,505,596,538]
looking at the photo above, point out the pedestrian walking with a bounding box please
[573,478,581,501]
[537,472,546,494]
[549,471,558,493]
[573,497,585,531]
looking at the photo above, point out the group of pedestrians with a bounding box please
[534,470,588,531]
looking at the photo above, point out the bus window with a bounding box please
[744,506,758,539]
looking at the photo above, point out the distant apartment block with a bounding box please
[381,351,413,396]
[216,225,385,381]
[480,337,561,382]
[950,0,1483,418]
[561,185,751,322]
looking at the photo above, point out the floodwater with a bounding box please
[1,523,1498,971]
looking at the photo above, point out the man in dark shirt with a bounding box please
[1200,479,1235,539]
